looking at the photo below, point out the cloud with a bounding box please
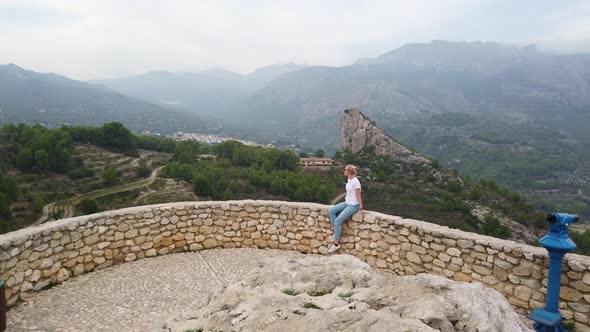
[539,1,590,53]
[0,0,483,79]
[0,0,588,79]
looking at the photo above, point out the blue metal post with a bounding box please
[545,251,566,313]
[527,213,579,332]
[0,279,5,332]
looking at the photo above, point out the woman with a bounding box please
[328,164,366,253]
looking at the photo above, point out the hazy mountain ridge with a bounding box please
[93,41,590,143]
[250,41,590,125]
[0,64,205,133]
[3,41,590,221]
[91,63,307,119]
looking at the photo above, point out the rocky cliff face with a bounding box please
[339,108,537,244]
[340,109,431,166]
[164,254,531,332]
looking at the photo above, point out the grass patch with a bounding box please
[41,280,58,291]
[281,288,300,296]
[307,289,331,297]
[337,291,354,298]
[303,302,322,310]
[563,319,576,331]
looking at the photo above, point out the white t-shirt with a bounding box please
[345,177,361,205]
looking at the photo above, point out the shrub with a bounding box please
[307,289,331,297]
[79,198,100,214]
[136,162,151,178]
[102,167,120,184]
[446,180,462,193]
[281,288,300,296]
[337,291,354,298]
[481,214,512,239]
[388,185,403,195]
[221,188,233,200]
[68,166,94,179]
[244,181,256,194]
[192,174,213,197]
[303,302,321,310]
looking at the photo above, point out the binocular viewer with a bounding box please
[541,212,578,252]
[547,213,579,226]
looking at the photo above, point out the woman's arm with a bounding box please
[355,188,367,214]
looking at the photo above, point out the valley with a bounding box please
[0,116,550,250]
[1,41,589,251]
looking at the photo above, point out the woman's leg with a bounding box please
[328,202,347,227]
[333,204,360,243]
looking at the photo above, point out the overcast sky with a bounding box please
[1,0,589,80]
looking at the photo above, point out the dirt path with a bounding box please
[32,166,165,227]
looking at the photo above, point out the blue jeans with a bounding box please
[328,202,359,241]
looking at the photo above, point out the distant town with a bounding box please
[141,130,302,152]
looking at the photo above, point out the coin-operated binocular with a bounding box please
[527,213,579,332]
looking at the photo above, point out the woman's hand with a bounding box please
[360,209,368,215]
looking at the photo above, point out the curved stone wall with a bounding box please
[2,200,590,326]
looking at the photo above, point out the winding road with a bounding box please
[33,166,164,226]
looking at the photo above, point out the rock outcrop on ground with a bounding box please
[340,109,432,166]
[164,254,531,332]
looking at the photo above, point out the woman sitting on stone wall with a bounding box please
[328,164,366,253]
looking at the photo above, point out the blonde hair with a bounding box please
[345,164,357,175]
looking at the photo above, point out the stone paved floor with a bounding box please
[7,248,301,332]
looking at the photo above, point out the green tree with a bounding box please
[277,151,299,171]
[221,188,233,200]
[163,162,193,182]
[446,180,462,193]
[102,166,120,184]
[34,149,49,170]
[333,150,342,159]
[469,186,482,201]
[315,185,333,203]
[216,140,243,159]
[192,174,213,196]
[270,179,281,195]
[481,214,512,239]
[16,147,34,171]
[213,178,228,198]
[0,193,9,218]
[293,186,308,201]
[229,180,240,192]
[299,151,307,158]
[432,159,440,169]
[101,122,134,150]
[173,141,202,163]
[0,172,18,201]
[136,162,151,178]
[314,149,325,158]
[32,193,45,213]
[79,198,100,214]
[244,180,256,194]
[68,166,94,179]
[343,150,358,165]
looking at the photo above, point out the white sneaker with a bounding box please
[328,243,341,253]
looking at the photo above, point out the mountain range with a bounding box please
[2,41,590,220]
[90,63,307,120]
[0,64,205,133]
[91,40,590,221]
[92,41,590,147]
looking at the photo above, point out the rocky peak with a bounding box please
[340,109,431,166]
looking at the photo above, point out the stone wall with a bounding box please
[2,200,590,327]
